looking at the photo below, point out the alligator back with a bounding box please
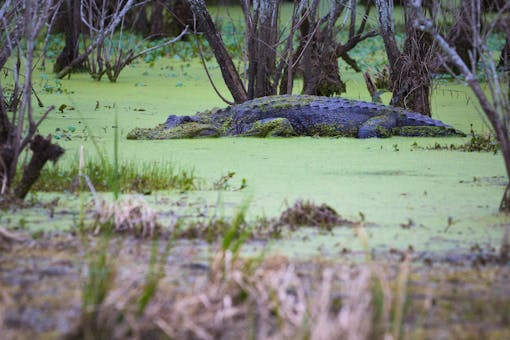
[221,95,460,138]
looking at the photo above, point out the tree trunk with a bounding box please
[501,37,510,103]
[500,37,509,69]
[130,3,150,36]
[169,0,193,39]
[187,0,247,103]
[375,0,405,103]
[150,0,165,38]
[0,90,11,145]
[390,19,433,116]
[246,0,280,98]
[53,0,82,73]
[0,146,14,189]
[14,135,64,199]
[375,0,401,68]
[301,30,346,96]
[375,0,433,116]
[299,1,347,97]
[0,90,13,188]
[446,0,479,73]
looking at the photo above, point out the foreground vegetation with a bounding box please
[1,224,509,339]
[29,161,197,194]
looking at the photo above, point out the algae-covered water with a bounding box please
[5,55,507,257]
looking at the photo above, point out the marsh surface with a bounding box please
[4,56,504,257]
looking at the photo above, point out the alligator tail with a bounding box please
[397,111,466,137]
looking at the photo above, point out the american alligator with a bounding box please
[127,95,465,139]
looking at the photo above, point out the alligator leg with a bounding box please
[357,115,397,138]
[242,118,296,137]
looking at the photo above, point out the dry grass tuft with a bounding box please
[279,199,351,230]
[0,283,16,339]
[0,227,29,251]
[82,251,382,340]
[92,197,159,237]
[176,199,354,243]
[177,217,232,241]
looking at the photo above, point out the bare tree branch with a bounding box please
[192,16,234,105]
[187,0,247,103]
[1,0,64,198]
[56,0,137,79]
[41,0,63,68]
[411,0,510,210]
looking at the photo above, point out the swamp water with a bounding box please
[1,57,505,258]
